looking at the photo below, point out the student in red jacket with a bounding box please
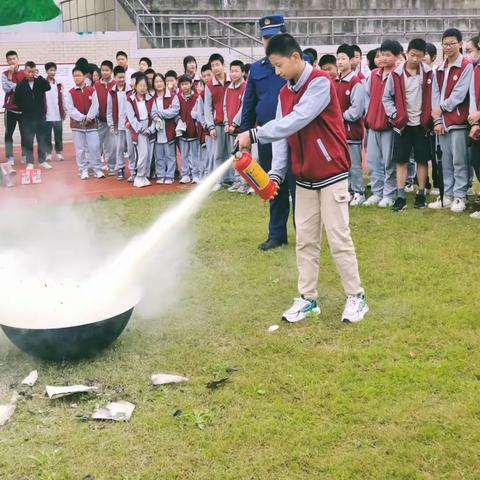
[176,75,200,183]
[223,60,248,193]
[383,38,433,211]
[94,60,116,174]
[468,54,480,219]
[335,44,366,206]
[429,28,473,212]
[237,33,368,324]
[364,39,402,207]
[2,50,25,165]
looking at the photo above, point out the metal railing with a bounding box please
[135,14,262,59]
[134,14,480,48]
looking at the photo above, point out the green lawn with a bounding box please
[0,191,479,480]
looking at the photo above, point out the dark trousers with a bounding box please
[22,117,47,165]
[428,134,440,188]
[258,142,296,243]
[44,120,63,154]
[471,141,480,182]
[4,110,24,159]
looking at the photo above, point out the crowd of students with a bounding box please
[309,28,480,219]
[2,27,480,219]
[2,50,250,191]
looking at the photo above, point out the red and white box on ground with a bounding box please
[20,169,42,185]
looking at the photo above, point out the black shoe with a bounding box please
[392,197,407,212]
[258,238,287,251]
[414,193,426,209]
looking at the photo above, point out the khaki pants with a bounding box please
[295,179,364,299]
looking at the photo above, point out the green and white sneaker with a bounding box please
[282,297,320,323]
[342,294,369,323]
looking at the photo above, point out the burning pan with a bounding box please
[0,307,135,361]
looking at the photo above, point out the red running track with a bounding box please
[0,143,191,205]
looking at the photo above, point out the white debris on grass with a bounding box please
[268,325,280,333]
[46,385,98,399]
[92,400,135,421]
[151,373,189,385]
[21,370,38,386]
[0,393,18,426]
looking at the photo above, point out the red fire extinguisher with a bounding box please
[232,150,279,201]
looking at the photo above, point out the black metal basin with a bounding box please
[0,307,135,361]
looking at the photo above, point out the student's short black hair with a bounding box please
[407,38,427,53]
[443,28,462,42]
[303,47,318,63]
[93,67,101,78]
[319,54,337,67]
[337,43,355,59]
[244,63,251,75]
[101,60,114,71]
[380,39,402,56]
[131,71,144,82]
[183,55,197,72]
[134,73,147,85]
[200,63,212,73]
[113,66,125,76]
[469,34,480,50]
[351,44,362,55]
[266,33,303,58]
[165,70,178,79]
[45,62,57,71]
[116,50,128,59]
[145,68,155,76]
[425,42,437,60]
[230,60,245,72]
[72,65,86,75]
[208,53,225,65]
[85,63,98,75]
[76,57,88,66]
[6,50,18,58]
[25,61,36,69]
[139,57,152,67]
[178,74,193,84]
[367,48,380,71]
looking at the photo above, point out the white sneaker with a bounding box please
[179,175,191,184]
[46,154,52,162]
[246,186,255,195]
[470,211,480,219]
[164,179,174,185]
[192,177,200,184]
[228,182,240,193]
[350,193,365,206]
[405,184,415,193]
[428,196,452,209]
[211,183,222,192]
[26,163,34,170]
[342,294,369,323]
[39,162,53,170]
[133,176,150,188]
[363,194,382,206]
[282,297,321,323]
[237,183,250,194]
[156,178,165,184]
[450,198,466,213]
[80,170,89,180]
[56,153,64,161]
[429,187,440,196]
[94,170,105,179]
[378,197,393,208]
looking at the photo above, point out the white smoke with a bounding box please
[0,159,233,331]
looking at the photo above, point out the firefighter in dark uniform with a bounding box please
[240,15,296,251]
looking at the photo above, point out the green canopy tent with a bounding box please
[0,0,60,27]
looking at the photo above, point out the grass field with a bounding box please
[0,190,479,480]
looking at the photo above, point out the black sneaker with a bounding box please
[117,168,125,181]
[392,197,407,212]
[414,193,426,209]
